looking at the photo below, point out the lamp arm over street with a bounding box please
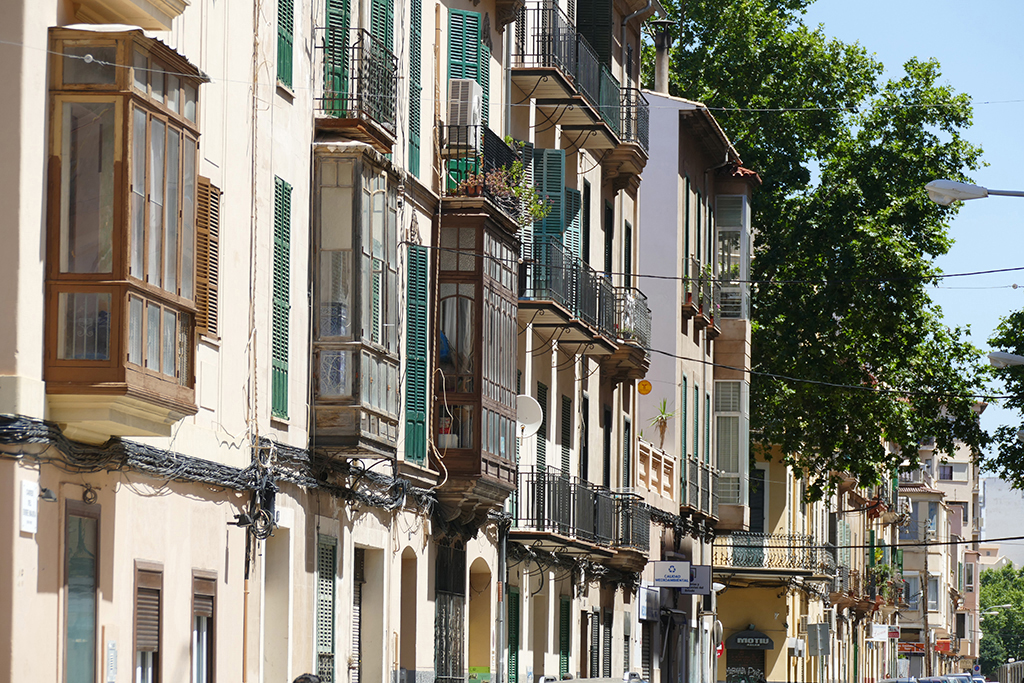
[926,179,1024,205]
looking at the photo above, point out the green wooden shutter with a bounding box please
[508,587,521,683]
[564,187,582,260]
[560,395,572,475]
[577,0,612,65]
[704,393,710,463]
[693,383,699,458]
[623,416,632,488]
[272,177,291,419]
[518,141,535,263]
[277,0,294,87]
[533,149,566,254]
[408,0,422,176]
[325,0,350,116]
[371,0,395,51]
[480,43,490,125]
[316,536,337,682]
[537,382,548,470]
[559,596,571,677]
[448,11,488,125]
[405,245,429,463]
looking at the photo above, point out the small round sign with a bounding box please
[638,380,652,395]
[974,666,981,673]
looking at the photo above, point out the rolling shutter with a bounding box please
[602,610,612,677]
[317,536,337,682]
[508,587,521,683]
[590,609,600,676]
[135,569,162,652]
[405,245,429,463]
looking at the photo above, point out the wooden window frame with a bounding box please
[192,570,217,683]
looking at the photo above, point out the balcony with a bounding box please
[603,88,650,192]
[714,532,836,579]
[603,286,651,381]
[637,439,676,502]
[518,238,617,355]
[510,468,650,565]
[510,2,619,150]
[681,456,719,521]
[442,124,523,230]
[682,258,721,335]
[315,28,398,153]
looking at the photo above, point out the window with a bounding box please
[559,596,571,677]
[192,573,216,683]
[582,181,591,265]
[195,178,221,338]
[949,501,968,525]
[561,395,572,474]
[603,201,614,278]
[135,564,163,683]
[272,177,292,419]
[938,464,953,480]
[966,562,975,593]
[47,29,206,425]
[693,383,699,458]
[576,0,612,65]
[66,503,99,683]
[622,416,632,488]
[716,195,750,319]
[448,10,489,122]
[602,610,613,677]
[903,574,920,611]
[927,576,939,611]
[535,383,548,470]
[277,0,293,87]
[603,406,612,489]
[715,380,748,505]
[405,245,429,463]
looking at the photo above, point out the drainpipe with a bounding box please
[621,0,652,87]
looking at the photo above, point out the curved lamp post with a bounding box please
[925,179,1024,206]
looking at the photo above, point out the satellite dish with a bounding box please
[516,394,543,438]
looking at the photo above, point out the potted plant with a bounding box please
[649,399,674,449]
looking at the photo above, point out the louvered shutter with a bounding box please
[448,11,488,122]
[623,618,630,674]
[480,43,490,125]
[589,610,600,676]
[317,537,337,682]
[564,188,582,259]
[325,0,351,116]
[641,623,652,681]
[272,177,291,419]
[532,149,565,246]
[405,245,429,463]
[135,569,161,652]
[559,596,571,677]
[622,416,631,488]
[352,548,364,683]
[693,383,699,460]
[560,395,572,474]
[602,610,612,677]
[576,0,612,65]
[408,0,422,176]
[536,382,548,470]
[277,0,294,87]
[371,0,394,52]
[704,393,711,463]
[196,178,221,338]
[518,142,535,296]
[508,587,520,683]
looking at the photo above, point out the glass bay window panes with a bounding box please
[439,283,476,393]
[58,292,111,361]
[61,101,115,274]
[64,45,116,84]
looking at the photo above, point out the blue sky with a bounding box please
[802,0,1024,445]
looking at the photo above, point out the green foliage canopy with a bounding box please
[979,565,1024,673]
[645,0,990,497]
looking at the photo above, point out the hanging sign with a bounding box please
[652,561,691,587]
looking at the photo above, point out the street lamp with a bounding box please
[988,352,1024,369]
[926,179,1024,206]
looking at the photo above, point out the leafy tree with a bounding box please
[644,0,990,496]
[979,565,1024,668]
[988,310,1024,487]
[979,634,1006,679]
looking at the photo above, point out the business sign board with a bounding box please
[935,639,952,653]
[677,565,712,595]
[725,629,774,650]
[889,626,900,639]
[652,561,690,587]
[898,643,926,654]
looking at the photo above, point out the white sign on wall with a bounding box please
[20,481,39,534]
[652,561,691,587]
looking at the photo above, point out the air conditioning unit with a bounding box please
[443,79,483,158]
[824,608,836,631]
[797,615,808,634]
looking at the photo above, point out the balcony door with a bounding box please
[733,467,766,567]
[325,0,350,115]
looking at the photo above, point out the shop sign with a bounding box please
[898,643,926,654]
[652,561,691,587]
[677,565,712,596]
[725,629,774,650]
[935,640,952,653]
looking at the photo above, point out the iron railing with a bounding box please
[598,65,620,136]
[614,286,651,352]
[614,493,650,552]
[441,124,521,224]
[520,237,617,340]
[700,462,711,515]
[514,468,616,546]
[620,88,650,153]
[687,456,699,511]
[714,532,837,574]
[316,28,397,135]
[574,34,601,107]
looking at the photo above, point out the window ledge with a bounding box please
[47,391,196,444]
[73,0,190,30]
[277,82,295,101]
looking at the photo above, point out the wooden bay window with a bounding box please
[45,28,208,438]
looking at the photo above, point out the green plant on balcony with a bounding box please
[649,399,674,449]
[869,562,903,603]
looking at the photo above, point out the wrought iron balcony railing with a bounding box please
[520,237,617,340]
[513,2,578,77]
[615,493,650,552]
[316,28,398,135]
[514,468,616,545]
[598,65,620,136]
[619,88,650,153]
[714,532,837,575]
[574,33,601,108]
[441,124,522,224]
[614,286,651,353]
